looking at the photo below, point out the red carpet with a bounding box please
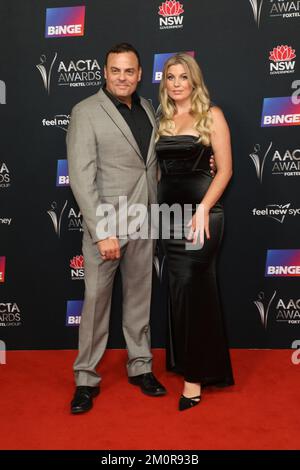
[0,349,299,450]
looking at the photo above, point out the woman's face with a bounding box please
[165,63,193,103]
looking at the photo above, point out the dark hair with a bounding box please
[105,43,141,67]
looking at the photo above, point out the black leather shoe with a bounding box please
[70,386,100,414]
[178,394,201,411]
[128,372,166,396]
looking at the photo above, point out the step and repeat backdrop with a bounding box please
[0,0,300,350]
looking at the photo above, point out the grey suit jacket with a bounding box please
[66,89,157,243]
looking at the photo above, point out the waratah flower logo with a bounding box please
[159,0,184,16]
[70,255,84,269]
[269,45,296,62]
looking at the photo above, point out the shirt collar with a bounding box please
[102,84,140,108]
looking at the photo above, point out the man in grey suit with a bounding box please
[67,43,166,414]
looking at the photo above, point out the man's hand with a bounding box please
[97,237,120,260]
[209,154,217,177]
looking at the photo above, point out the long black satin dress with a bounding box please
[156,135,234,386]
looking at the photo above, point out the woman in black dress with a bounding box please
[156,53,234,411]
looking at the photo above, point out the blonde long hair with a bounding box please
[157,53,212,146]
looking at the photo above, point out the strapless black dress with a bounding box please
[156,135,234,386]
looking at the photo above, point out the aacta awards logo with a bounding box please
[0,162,10,189]
[254,290,300,328]
[249,142,300,181]
[249,1,300,25]
[254,291,276,329]
[0,256,6,283]
[0,303,21,328]
[269,0,300,19]
[269,45,296,75]
[70,255,84,280]
[47,200,83,237]
[36,53,58,95]
[249,142,272,183]
[45,6,85,38]
[248,0,264,27]
[36,54,101,94]
[47,201,68,238]
[57,58,101,88]
[158,0,184,30]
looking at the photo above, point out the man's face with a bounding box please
[104,52,142,102]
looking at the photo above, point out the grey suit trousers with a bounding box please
[74,228,154,387]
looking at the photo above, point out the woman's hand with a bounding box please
[187,203,210,246]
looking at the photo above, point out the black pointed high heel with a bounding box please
[178,394,201,411]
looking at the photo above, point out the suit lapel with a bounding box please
[97,89,142,160]
[140,98,157,164]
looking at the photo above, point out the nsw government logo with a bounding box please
[153,51,195,83]
[158,0,184,30]
[269,45,296,75]
[66,300,83,326]
[265,249,300,277]
[70,255,84,280]
[45,6,85,38]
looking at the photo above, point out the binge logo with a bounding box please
[66,300,83,326]
[265,249,300,277]
[0,257,6,283]
[261,96,300,127]
[45,6,85,38]
[56,160,69,187]
[152,51,195,83]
